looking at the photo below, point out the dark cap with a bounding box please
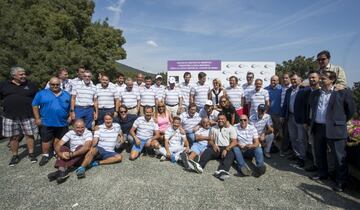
[257,104,266,111]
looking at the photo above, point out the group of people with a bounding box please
[0,50,356,191]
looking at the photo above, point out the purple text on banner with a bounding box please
[167,60,221,71]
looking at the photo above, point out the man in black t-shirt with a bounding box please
[0,67,38,166]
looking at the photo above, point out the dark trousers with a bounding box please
[199,146,234,172]
[281,119,291,152]
[313,123,348,184]
[55,145,84,169]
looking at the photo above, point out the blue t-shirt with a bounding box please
[265,84,282,115]
[119,114,138,134]
[32,89,71,127]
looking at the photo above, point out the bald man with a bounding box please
[33,77,71,166]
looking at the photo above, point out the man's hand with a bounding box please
[213,144,220,153]
[334,84,345,91]
[62,152,70,160]
[166,151,171,159]
[135,138,141,146]
[93,112,98,121]
[70,112,76,120]
[221,149,227,159]
[184,147,190,153]
[35,118,42,126]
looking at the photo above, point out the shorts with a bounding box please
[40,126,68,142]
[191,142,208,155]
[131,138,150,153]
[95,146,118,160]
[2,117,38,137]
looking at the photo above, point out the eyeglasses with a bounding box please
[317,58,327,61]
[158,106,165,108]
[220,101,227,103]
[240,119,247,122]
[119,111,127,113]
[50,83,60,86]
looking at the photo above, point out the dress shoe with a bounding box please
[305,165,318,172]
[309,175,328,180]
[332,183,345,192]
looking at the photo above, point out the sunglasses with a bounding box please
[220,101,227,103]
[240,119,247,122]
[50,83,60,86]
[317,58,327,61]
[119,111,127,113]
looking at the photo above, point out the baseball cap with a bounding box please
[205,100,213,106]
[155,75,162,79]
[169,77,176,84]
[257,104,266,111]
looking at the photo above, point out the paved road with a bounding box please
[0,139,359,209]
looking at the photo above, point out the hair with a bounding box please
[143,105,154,113]
[188,103,197,110]
[119,105,128,112]
[173,116,181,123]
[213,78,223,88]
[183,72,191,77]
[104,112,114,118]
[116,72,125,78]
[255,78,263,83]
[84,70,92,75]
[219,95,230,108]
[73,119,85,126]
[77,67,85,72]
[317,50,331,59]
[144,76,152,81]
[198,72,206,79]
[307,70,319,77]
[229,75,238,83]
[321,70,337,84]
[290,72,300,78]
[56,68,68,76]
[126,78,133,83]
[217,112,227,120]
[101,73,109,79]
[10,66,25,77]
[154,101,170,122]
[246,71,254,77]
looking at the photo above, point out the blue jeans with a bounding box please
[186,133,195,146]
[233,146,264,168]
[74,106,94,130]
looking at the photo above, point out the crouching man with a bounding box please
[233,115,266,177]
[75,113,123,178]
[47,119,92,184]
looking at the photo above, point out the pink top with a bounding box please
[157,113,171,132]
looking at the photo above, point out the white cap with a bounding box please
[155,75,162,79]
[169,77,176,84]
[205,100,213,106]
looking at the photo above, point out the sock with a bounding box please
[43,153,49,157]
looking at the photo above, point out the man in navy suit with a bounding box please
[308,71,356,192]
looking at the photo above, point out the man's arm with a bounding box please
[32,106,41,126]
[130,126,140,145]
[72,141,92,157]
[70,95,76,120]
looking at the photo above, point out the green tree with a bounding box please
[0,0,126,87]
[276,55,318,78]
[352,81,360,112]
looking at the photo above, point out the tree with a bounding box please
[0,0,126,87]
[276,55,318,79]
[352,82,360,112]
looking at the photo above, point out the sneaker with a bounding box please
[219,174,230,181]
[296,159,305,168]
[188,159,203,173]
[28,153,37,163]
[9,155,20,167]
[287,154,298,161]
[39,155,50,166]
[89,161,99,168]
[159,156,167,161]
[280,150,292,157]
[214,170,230,180]
[75,166,86,179]
[47,170,61,182]
[253,165,266,177]
[264,152,271,159]
[56,170,70,184]
[239,165,252,176]
[180,152,190,170]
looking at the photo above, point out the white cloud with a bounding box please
[106,0,126,27]
[146,40,159,48]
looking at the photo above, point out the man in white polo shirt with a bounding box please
[129,106,160,160]
[190,72,210,111]
[152,75,166,101]
[120,78,140,115]
[233,114,266,177]
[199,100,219,126]
[47,119,92,184]
[70,70,97,130]
[226,76,245,116]
[95,74,119,125]
[139,76,157,115]
[248,78,270,117]
[163,77,182,117]
[179,103,201,146]
[179,72,194,112]
[75,113,123,178]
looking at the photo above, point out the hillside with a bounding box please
[115,62,156,78]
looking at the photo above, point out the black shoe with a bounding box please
[287,154,298,161]
[253,165,266,177]
[309,175,328,180]
[9,155,20,167]
[305,165,318,172]
[56,170,70,184]
[47,170,61,182]
[39,155,50,166]
[214,170,229,179]
[295,159,305,168]
[180,152,190,170]
[332,183,345,192]
[28,153,37,163]
[238,165,252,176]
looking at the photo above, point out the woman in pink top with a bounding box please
[154,102,172,144]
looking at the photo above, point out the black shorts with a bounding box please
[40,126,68,142]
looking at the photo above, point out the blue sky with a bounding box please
[93,0,360,86]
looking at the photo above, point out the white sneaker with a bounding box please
[160,156,167,161]
[188,159,203,173]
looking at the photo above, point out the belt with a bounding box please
[99,107,114,110]
[140,105,155,107]
[127,106,137,109]
[166,104,178,107]
[75,105,93,109]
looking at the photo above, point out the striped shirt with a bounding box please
[133,116,159,140]
[62,129,93,152]
[235,124,259,146]
[179,112,201,134]
[195,127,211,146]
[115,83,126,96]
[226,86,244,109]
[281,84,291,107]
[151,84,166,99]
[242,83,255,103]
[163,87,181,106]
[249,88,269,116]
[71,81,97,106]
[199,108,219,122]
[133,82,145,92]
[120,88,140,108]
[139,86,157,106]
[165,127,185,147]
[191,82,210,108]
[179,82,194,107]
[94,123,122,152]
[68,77,82,92]
[249,113,273,135]
[96,85,118,109]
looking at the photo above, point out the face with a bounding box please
[77,68,85,79]
[145,79,152,87]
[83,73,92,84]
[144,108,153,121]
[101,76,109,87]
[169,83,175,88]
[74,121,85,135]
[198,76,206,85]
[205,105,213,113]
[136,74,144,83]
[157,104,165,113]
[317,54,329,69]
[58,71,68,80]
[184,74,191,83]
[229,77,237,87]
[239,115,248,129]
[172,119,181,130]
[126,81,133,91]
[13,70,27,83]
[320,75,333,88]
[156,79,162,86]
[201,119,210,129]
[119,108,127,119]
[282,74,290,86]
[104,115,113,128]
[255,80,263,91]
[308,73,319,87]
[257,109,265,118]
[220,98,228,107]
[188,106,197,117]
[247,74,254,84]
[290,75,301,87]
[213,80,219,88]
[117,76,125,84]
[217,115,226,127]
[270,76,279,87]
[49,78,61,93]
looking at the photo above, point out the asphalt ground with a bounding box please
[0,138,359,210]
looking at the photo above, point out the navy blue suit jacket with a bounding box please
[281,86,308,124]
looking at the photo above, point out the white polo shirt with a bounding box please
[71,81,97,106]
[179,112,201,134]
[151,84,165,99]
[165,127,185,148]
[139,86,157,106]
[249,88,269,116]
[133,116,159,140]
[62,129,93,152]
[226,86,244,109]
[191,82,210,108]
[249,113,272,135]
[121,88,140,108]
[235,124,259,146]
[96,85,118,109]
[163,87,182,106]
[195,127,211,146]
[94,123,122,152]
[179,82,194,107]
